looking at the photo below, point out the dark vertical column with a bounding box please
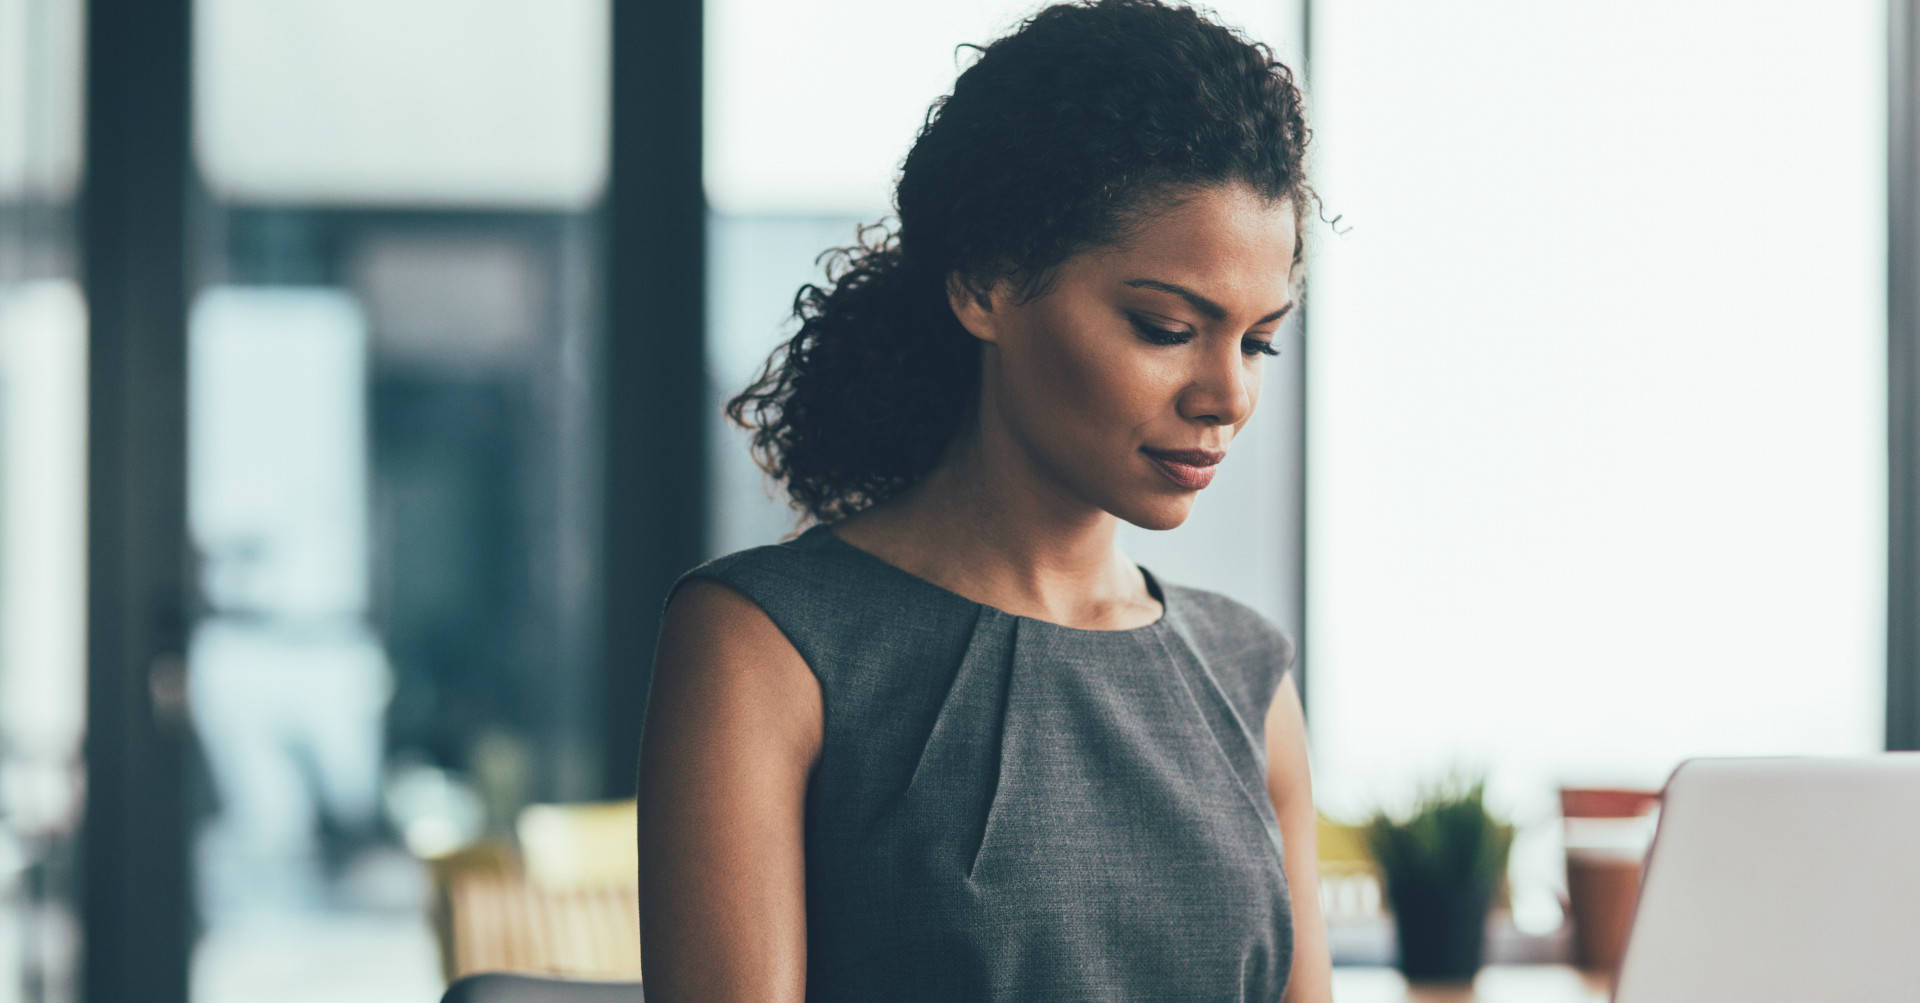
[1890,0,1919,753]
[604,0,710,795]
[79,0,195,999]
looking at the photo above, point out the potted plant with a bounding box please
[1360,764,1516,983]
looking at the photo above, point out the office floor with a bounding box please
[190,842,442,1003]
[192,911,442,1003]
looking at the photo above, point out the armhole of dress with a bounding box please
[660,554,829,695]
[1214,594,1295,731]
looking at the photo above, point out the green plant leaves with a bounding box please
[1360,765,1515,899]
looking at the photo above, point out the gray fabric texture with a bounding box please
[653,523,1299,1001]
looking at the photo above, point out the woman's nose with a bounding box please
[1178,340,1255,426]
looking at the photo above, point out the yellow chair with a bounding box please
[1312,810,1511,920]
[425,799,642,983]
[1316,811,1385,924]
[430,802,1470,979]
[515,799,638,890]
[1317,810,1374,874]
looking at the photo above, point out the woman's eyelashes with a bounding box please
[1127,313,1281,357]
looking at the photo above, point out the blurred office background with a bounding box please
[0,0,1909,1000]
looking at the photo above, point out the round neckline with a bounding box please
[802,523,1173,637]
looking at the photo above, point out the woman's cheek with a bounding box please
[1025,328,1109,415]
[1077,349,1163,442]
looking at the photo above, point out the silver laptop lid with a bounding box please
[1611,753,1920,1003]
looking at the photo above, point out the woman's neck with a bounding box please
[826,426,1159,629]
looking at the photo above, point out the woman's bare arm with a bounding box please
[638,578,824,1002]
[1266,667,1334,1003]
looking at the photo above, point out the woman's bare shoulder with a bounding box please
[640,576,818,1001]
[653,576,823,762]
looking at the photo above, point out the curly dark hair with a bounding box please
[725,0,1318,525]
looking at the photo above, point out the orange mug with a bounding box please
[1559,786,1660,972]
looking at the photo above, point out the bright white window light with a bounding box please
[0,0,85,202]
[1303,0,1887,918]
[194,0,607,207]
[704,0,1303,216]
[188,287,371,618]
[0,281,87,759]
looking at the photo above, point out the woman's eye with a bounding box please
[1129,315,1191,345]
[1129,314,1280,357]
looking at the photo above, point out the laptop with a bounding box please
[1610,752,1920,1003]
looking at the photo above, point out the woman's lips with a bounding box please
[1142,448,1220,490]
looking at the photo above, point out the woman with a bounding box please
[638,1,1331,999]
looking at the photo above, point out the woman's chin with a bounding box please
[1115,494,1198,532]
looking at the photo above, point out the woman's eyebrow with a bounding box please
[1124,277,1294,325]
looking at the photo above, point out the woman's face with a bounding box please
[953,180,1299,531]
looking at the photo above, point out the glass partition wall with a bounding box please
[183,2,609,999]
[1,0,88,1000]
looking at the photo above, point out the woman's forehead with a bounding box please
[1080,186,1297,304]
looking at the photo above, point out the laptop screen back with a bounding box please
[1611,753,1920,1003]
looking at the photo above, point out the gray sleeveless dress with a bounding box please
[656,523,1299,1001]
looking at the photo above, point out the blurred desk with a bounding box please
[1331,964,1612,1002]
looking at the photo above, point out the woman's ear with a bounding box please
[946,271,1001,344]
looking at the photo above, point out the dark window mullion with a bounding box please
[605,0,709,796]
[80,0,196,1000]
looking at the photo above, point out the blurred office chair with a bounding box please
[439,972,643,1002]
[428,802,1410,984]
[425,799,642,983]
[515,799,638,889]
[1316,810,1385,924]
[1314,808,1512,925]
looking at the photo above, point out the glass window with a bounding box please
[194,0,606,206]
[0,1,87,999]
[186,4,608,999]
[0,0,84,204]
[1305,0,1886,939]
